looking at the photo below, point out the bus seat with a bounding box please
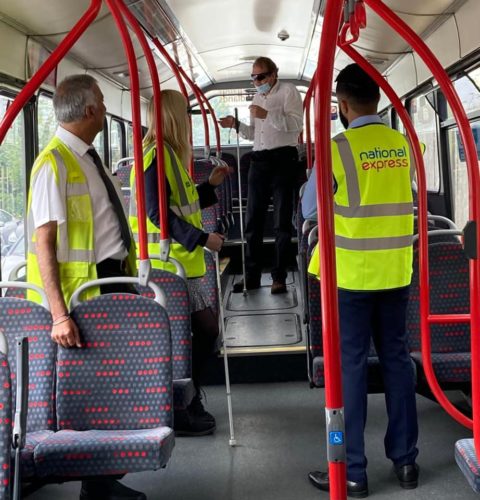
[34,293,174,478]
[407,241,471,387]
[113,158,133,208]
[0,352,12,499]
[0,296,56,478]
[199,250,218,319]
[455,438,480,493]
[136,268,195,411]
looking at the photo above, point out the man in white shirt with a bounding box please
[27,74,144,500]
[220,57,303,294]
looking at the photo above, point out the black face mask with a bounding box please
[339,109,349,129]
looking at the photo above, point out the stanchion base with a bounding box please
[455,438,480,492]
[229,439,237,447]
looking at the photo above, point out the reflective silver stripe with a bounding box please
[333,134,360,207]
[335,234,413,251]
[66,248,95,262]
[144,142,156,158]
[66,182,89,196]
[133,233,161,244]
[166,144,190,207]
[171,199,201,217]
[335,202,413,218]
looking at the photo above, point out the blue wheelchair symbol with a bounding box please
[329,431,344,445]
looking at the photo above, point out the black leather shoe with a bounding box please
[80,479,146,500]
[232,278,260,293]
[271,280,287,294]
[174,409,216,436]
[308,471,369,498]
[189,393,216,424]
[394,463,419,489]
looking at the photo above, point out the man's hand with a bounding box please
[219,115,235,129]
[205,232,225,252]
[51,317,82,348]
[208,165,232,186]
[249,105,268,119]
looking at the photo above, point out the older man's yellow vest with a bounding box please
[129,143,206,278]
[308,125,414,290]
[27,137,136,306]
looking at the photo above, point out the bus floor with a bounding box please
[29,382,476,500]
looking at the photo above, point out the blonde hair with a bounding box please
[143,90,191,168]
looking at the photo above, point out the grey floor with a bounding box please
[29,382,477,500]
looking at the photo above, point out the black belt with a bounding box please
[96,258,127,278]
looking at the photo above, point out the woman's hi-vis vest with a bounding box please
[308,125,414,291]
[129,143,206,278]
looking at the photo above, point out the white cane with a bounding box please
[213,249,236,446]
[234,108,248,296]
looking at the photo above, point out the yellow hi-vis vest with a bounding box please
[129,143,206,278]
[308,125,414,290]
[26,136,137,305]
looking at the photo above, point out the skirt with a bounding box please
[187,277,212,313]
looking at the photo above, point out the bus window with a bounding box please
[0,94,26,279]
[446,69,480,119]
[410,94,441,192]
[37,93,57,151]
[110,118,124,168]
[447,122,480,229]
[93,122,106,162]
[126,123,134,157]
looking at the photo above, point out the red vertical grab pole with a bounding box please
[340,42,473,429]
[105,0,147,261]
[0,0,102,144]
[365,0,479,441]
[314,1,347,499]
[116,1,169,246]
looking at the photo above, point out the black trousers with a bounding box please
[96,258,137,295]
[245,146,298,282]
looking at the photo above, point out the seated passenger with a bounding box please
[129,90,230,436]
[302,64,419,497]
[27,74,144,500]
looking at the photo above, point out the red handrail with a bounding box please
[0,0,102,144]
[314,0,347,498]
[116,1,169,242]
[365,0,480,436]
[105,0,147,260]
[195,84,222,157]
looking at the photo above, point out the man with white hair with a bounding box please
[27,74,143,500]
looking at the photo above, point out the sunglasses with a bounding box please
[251,72,272,82]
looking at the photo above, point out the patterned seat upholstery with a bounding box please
[136,269,195,410]
[0,297,56,478]
[407,241,471,384]
[0,353,12,500]
[114,161,133,208]
[455,439,480,493]
[34,293,174,478]
[3,275,27,299]
[199,250,218,317]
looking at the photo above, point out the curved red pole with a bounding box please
[0,0,102,144]
[314,1,347,498]
[116,1,169,243]
[196,85,222,157]
[365,0,479,433]
[341,44,472,429]
[304,71,317,170]
[105,0,147,261]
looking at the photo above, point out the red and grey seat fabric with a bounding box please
[113,158,134,208]
[0,351,12,499]
[136,268,195,411]
[0,289,56,479]
[407,239,471,385]
[34,293,175,478]
[199,249,218,318]
[455,439,480,493]
[3,262,27,299]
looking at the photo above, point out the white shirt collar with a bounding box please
[56,126,91,157]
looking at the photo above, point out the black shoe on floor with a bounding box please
[271,280,287,294]
[189,393,216,424]
[80,478,146,500]
[394,463,419,489]
[174,409,216,436]
[308,471,369,498]
[232,278,261,293]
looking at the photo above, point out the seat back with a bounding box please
[136,269,191,380]
[0,352,11,500]
[199,249,218,317]
[0,297,56,432]
[113,159,133,208]
[407,241,470,354]
[56,294,173,431]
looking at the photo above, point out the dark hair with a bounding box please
[335,63,380,106]
[253,57,278,75]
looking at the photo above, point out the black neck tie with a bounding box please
[86,148,132,252]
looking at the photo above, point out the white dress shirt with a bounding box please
[31,126,127,263]
[239,80,303,151]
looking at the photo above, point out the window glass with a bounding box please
[0,95,26,279]
[110,119,124,168]
[410,95,441,191]
[93,122,105,162]
[447,122,480,229]
[446,71,480,119]
[126,124,134,157]
[38,94,57,150]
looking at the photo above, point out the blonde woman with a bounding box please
[130,90,229,436]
